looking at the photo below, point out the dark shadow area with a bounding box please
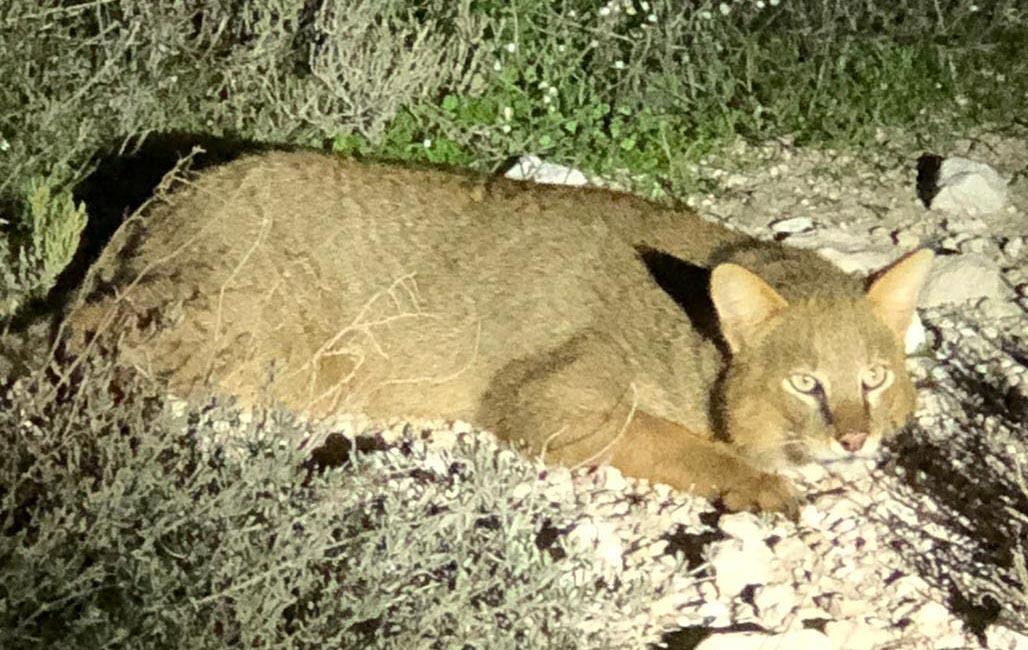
[302,431,391,478]
[636,246,735,440]
[662,510,725,571]
[884,358,1028,642]
[636,246,728,358]
[916,153,943,209]
[656,623,766,650]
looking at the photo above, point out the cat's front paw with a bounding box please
[721,472,800,517]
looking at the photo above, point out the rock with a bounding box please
[906,601,955,637]
[504,154,589,186]
[889,574,930,600]
[824,619,895,650]
[425,428,456,449]
[930,157,1008,216]
[817,246,894,275]
[696,600,732,627]
[893,229,923,249]
[825,596,870,619]
[905,313,927,353]
[510,482,533,500]
[695,630,833,650]
[770,536,810,563]
[987,625,1028,650]
[599,465,628,492]
[920,253,1006,307]
[788,462,830,484]
[798,504,827,529]
[770,216,815,235]
[719,511,768,541]
[752,583,798,627]
[708,538,776,596]
[945,215,989,234]
[1002,237,1025,258]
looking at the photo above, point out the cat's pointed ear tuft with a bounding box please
[865,248,934,342]
[710,263,789,353]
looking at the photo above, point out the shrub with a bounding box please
[0,0,488,320]
[0,357,690,649]
[0,174,87,318]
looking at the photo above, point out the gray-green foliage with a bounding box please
[0,358,686,649]
[0,0,485,195]
[0,0,487,320]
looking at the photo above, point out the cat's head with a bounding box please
[711,249,933,469]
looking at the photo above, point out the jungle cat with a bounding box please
[64,151,933,513]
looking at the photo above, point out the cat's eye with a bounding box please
[861,364,892,391]
[787,373,821,394]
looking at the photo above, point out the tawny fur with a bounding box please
[64,151,932,513]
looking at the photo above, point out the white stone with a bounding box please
[816,246,894,275]
[907,601,954,636]
[894,229,922,249]
[986,625,1028,650]
[709,538,776,596]
[889,574,930,600]
[770,536,810,563]
[905,313,927,353]
[931,157,1008,216]
[425,429,456,449]
[920,253,1006,306]
[567,521,600,549]
[719,511,768,541]
[510,482,533,500]
[799,504,826,529]
[696,600,732,626]
[422,452,450,475]
[788,462,829,484]
[753,583,798,627]
[504,154,589,186]
[824,619,895,650]
[599,465,628,491]
[696,630,833,650]
[770,216,815,234]
[945,215,989,233]
[1002,236,1025,258]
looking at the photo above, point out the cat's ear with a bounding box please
[710,263,789,353]
[865,248,934,342]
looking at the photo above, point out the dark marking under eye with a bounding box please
[814,386,834,425]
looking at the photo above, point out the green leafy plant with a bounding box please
[0,175,86,317]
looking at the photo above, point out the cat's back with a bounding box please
[66,151,733,419]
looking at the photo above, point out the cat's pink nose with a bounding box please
[839,432,868,452]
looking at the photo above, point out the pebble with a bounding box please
[824,619,895,650]
[504,155,588,186]
[770,216,815,234]
[987,625,1028,650]
[921,253,1007,306]
[719,511,768,540]
[753,583,798,627]
[695,629,833,650]
[709,538,776,597]
[930,157,1009,216]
